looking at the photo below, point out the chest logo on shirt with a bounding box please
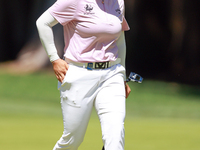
[115,8,121,14]
[84,4,95,15]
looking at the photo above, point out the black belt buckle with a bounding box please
[87,62,109,70]
[95,62,109,69]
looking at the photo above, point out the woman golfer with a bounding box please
[36,0,131,149]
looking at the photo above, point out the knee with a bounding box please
[53,133,83,150]
[102,124,125,150]
[103,123,125,140]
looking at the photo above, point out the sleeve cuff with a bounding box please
[49,54,60,62]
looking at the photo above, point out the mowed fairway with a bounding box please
[0,72,200,150]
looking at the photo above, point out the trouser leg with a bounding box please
[53,97,94,150]
[53,65,99,150]
[95,73,126,150]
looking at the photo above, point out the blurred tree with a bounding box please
[0,0,63,72]
[167,0,200,84]
[124,0,200,84]
[125,0,171,77]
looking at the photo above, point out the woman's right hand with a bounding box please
[52,59,69,83]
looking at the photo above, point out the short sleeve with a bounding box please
[122,16,130,31]
[48,0,77,26]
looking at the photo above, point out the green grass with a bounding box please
[0,72,200,150]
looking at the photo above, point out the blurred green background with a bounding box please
[0,71,199,150]
[1,0,200,149]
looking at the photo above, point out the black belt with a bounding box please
[87,62,110,70]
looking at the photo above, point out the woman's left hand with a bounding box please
[124,82,131,98]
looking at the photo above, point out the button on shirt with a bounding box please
[49,0,129,63]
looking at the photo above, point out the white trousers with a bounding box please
[53,63,126,150]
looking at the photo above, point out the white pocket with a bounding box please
[59,65,81,107]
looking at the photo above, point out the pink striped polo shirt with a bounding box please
[49,0,129,63]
